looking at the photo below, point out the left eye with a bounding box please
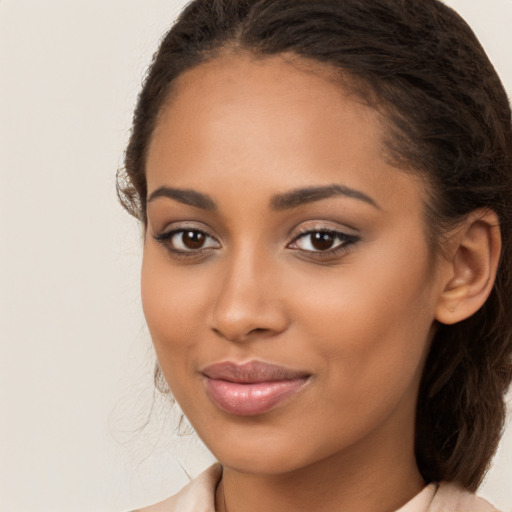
[289,230,355,252]
[156,229,220,252]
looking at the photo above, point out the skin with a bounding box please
[140,52,498,512]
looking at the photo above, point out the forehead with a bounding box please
[166,50,352,113]
[146,52,425,217]
[149,52,384,159]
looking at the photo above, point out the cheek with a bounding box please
[140,247,210,364]
[289,237,436,404]
[140,252,216,414]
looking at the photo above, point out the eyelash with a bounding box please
[153,226,359,260]
[153,228,220,259]
[287,228,359,258]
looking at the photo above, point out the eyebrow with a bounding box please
[146,183,379,211]
[270,184,380,210]
[147,186,217,210]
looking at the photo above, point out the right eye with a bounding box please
[154,228,220,254]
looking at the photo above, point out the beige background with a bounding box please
[1,1,511,510]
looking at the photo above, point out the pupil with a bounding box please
[183,231,205,249]
[311,232,334,251]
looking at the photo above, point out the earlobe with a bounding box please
[435,209,501,325]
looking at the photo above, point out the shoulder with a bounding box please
[132,463,222,512]
[429,482,500,512]
[132,493,179,512]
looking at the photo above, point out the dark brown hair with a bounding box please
[118,0,512,491]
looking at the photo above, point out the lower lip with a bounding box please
[204,377,309,416]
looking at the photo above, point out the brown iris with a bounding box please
[182,230,206,249]
[311,232,336,251]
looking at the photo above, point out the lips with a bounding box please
[201,361,310,416]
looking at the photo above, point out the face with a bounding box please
[142,52,445,476]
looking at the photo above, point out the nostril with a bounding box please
[212,326,267,341]
[211,324,281,343]
[249,328,267,335]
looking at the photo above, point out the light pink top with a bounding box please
[134,463,500,512]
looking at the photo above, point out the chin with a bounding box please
[194,422,325,476]
[216,450,305,476]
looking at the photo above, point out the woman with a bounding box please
[118,0,512,510]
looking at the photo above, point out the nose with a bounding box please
[209,249,289,343]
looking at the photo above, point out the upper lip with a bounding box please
[201,360,310,383]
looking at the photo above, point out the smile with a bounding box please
[201,360,311,416]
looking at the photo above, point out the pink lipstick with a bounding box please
[201,361,310,416]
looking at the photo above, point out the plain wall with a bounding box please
[1,1,511,510]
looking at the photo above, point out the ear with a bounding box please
[435,209,501,325]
